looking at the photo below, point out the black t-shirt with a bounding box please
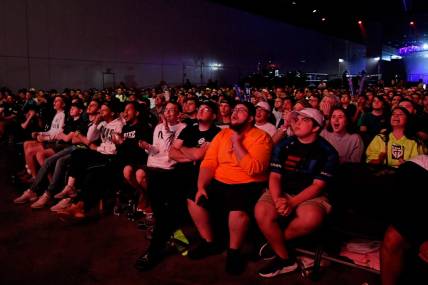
[63,116,88,135]
[416,112,428,133]
[182,117,198,126]
[177,122,221,169]
[0,102,19,117]
[343,104,357,120]
[117,122,152,166]
[271,136,338,195]
[360,112,389,145]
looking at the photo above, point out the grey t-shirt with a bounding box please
[321,130,364,164]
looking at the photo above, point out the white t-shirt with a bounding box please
[256,122,277,137]
[96,118,124,155]
[86,122,101,143]
[40,110,65,141]
[272,109,282,127]
[147,122,186,170]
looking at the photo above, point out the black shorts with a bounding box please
[197,179,266,214]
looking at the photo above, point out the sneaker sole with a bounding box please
[56,211,85,220]
[50,202,71,212]
[14,197,38,204]
[31,203,48,209]
[258,263,298,278]
[51,207,68,212]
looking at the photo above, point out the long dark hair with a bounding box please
[326,106,356,134]
[378,106,416,142]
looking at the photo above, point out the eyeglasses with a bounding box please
[232,107,249,114]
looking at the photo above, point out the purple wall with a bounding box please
[0,0,366,90]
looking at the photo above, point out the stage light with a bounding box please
[312,9,318,13]
[209,63,223,71]
[374,57,380,61]
[321,17,326,22]
[410,21,415,26]
[358,20,362,25]
[338,58,344,63]
[423,43,428,49]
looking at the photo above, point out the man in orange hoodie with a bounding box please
[187,101,273,275]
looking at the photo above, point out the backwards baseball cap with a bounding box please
[200,100,218,114]
[292,108,324,127]
[70,100,84,110]
[256,101,271,112]
[220,96,236,107]
[236,101,256,117]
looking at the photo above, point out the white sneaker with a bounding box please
[54,185,76,199]
[14,189,37,204]
[50,198,72,212]
[30,192,50,209]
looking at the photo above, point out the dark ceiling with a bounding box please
[211,0,428,48]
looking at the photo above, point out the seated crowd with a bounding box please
[1,83,428,284]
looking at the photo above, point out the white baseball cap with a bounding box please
[292,108,324,127]
[256,101,271,112]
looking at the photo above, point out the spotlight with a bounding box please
[358,20,363,25]
[338,58,344,63]
[209,63,223,71]
[410,21,415,26]
[423,43,428,49]
[321,17,326,22]
[374,57,380,61]
[312,9,318,13]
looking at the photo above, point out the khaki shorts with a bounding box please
[258,189,332,215]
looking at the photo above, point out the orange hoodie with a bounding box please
[201,127,273,184]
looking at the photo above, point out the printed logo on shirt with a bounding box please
[284,155,302,171]
[52,118,62,129]
[391,144,404,160]
[123,130,136,139]
[270,162,282,169]
[100,125,115,141]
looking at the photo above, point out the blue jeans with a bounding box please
[30,146,77,195]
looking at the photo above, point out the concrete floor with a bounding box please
[0,142,381,285]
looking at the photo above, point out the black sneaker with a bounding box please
[259,242,276,261]
[188,240,222,260]
[258,256,299,278]
[135,252,160,271]
[225,249,245,275]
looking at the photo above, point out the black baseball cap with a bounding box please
[200,100,218,114]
